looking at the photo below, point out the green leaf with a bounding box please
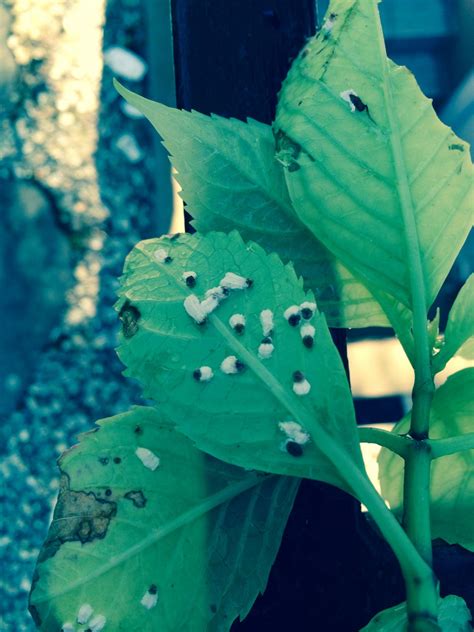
[116,231,364,494]
[275,0,473,313]
[30,406,299,631]
[360,595,472,631]
[378,369,474,551]
[114,79,388,329]
[457,337,474,361]
[433,275,474,373]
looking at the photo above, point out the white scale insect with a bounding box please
[135,447,160,471]
[260,309,274,336]
[278,421,310,445]
[292,371,311,396]
[193,366,214,382]
[77,604,93,625]
[258,337,274,360]
[153,248,171,263]
[229,313,246,334]
[300,323,315,349]
[60,623,75,632]
[221,355,245,374]
[88,615,107,632]
[140,585,159,610]
[284,305,301,327]
[219,272,252,290]
[340,89,359,112]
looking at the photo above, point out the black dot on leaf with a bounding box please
[113,457,121,464]
[293,370,304,383]
[303,336,314,348]
[286,441,303,457]
[288,314,301,327]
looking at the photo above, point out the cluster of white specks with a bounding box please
[219,272,253,290]
[220,356,245,375]
[183,295,207,324]
[258,337,274,360]
[140,585,159,610]
[292,371,311,396]
[153,248,172,263]
[300,324,316,349]
[340,89,358,112]
[283,305,301,327]
[278,421,310,445]
[229,313,246,334]
[260,309,274,336]
[193,366,214,382]
[77,604,93,625]
[135,447,160,471]
[89,614,107,632]
[61,623,75,632]
[182,271,197,288]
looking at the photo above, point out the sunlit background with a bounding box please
[0,0,472,628]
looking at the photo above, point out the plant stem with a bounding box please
[430,432,474,458]
[358,426,410,457]
[371,2,439,626]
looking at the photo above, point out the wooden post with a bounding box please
[169,2,365,629]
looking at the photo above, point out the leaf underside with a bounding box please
[116,231,364,494]
[115,79,388,329]
[30,407,299,632]
[378,369,474,552]
[275,0,473,324]
[360,594,472,631]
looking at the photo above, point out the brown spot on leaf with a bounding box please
[449,143,464,152]
[124,490,147,508]
[38,474,117,562]
[119,300,141,338]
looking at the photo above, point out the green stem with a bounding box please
[371,2,439,627]
[430,432,474,458]
[358,426,410,457]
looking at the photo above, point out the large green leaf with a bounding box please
[275,0,473,314]
[29,407,299,631]
[116,231,364,494]
[114,79,388,329]
[360,595,472,631]
[433,275,474,373]
[378,369,474,551]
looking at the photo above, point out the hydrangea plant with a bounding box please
[29,1,473,630]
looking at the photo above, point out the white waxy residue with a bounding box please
[184,295,207,324]
[284,305,301,325]
[219,272,252,290]
[135,447,160,471]
[141,590,159,610]
[77,604,93,625]
[89,614,107,632]
[153,248,170,263]
[61,623,75,632]
[293,380,311,396]
[258,339,274,360]
[229,313,246,331]
[260,309,274,336]
[340,89,358,112]
[220,356,242,374]
[278,421,310,445]
[195,366,214,382]
[199,295,220,315]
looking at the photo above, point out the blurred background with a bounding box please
[0,0,472,629]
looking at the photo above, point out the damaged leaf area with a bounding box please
[30,406,299,631]
[39,474,117,562]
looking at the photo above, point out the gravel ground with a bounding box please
[0,1,160,628]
